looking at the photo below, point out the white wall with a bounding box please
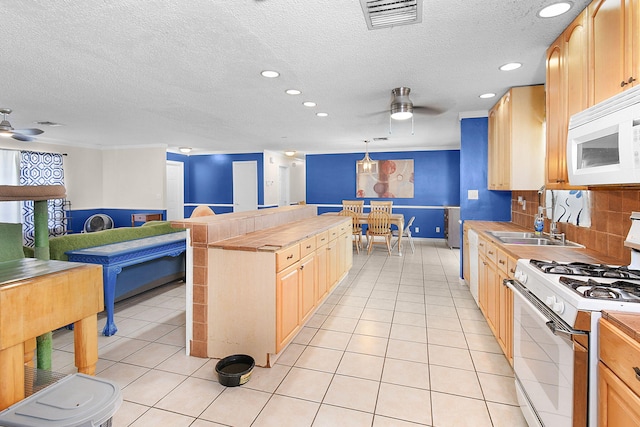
[263,150,306,206]
[102,146,166,209]
[0,140,167,210]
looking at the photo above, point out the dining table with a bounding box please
[324,211,405,255]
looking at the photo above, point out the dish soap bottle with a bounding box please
[534,211,544,236]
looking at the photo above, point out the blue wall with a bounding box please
[306,150,460,239]
[187,153,264,215]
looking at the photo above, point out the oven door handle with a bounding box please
[505,279,587,341]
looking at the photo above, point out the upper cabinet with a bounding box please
[488,85,545,191]
[545,9,589,189]
[588,0,640,105]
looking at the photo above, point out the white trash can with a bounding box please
[0,373,122,427]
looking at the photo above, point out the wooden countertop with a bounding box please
[465,220,626,265]
[209,215,350,252]
[602,311,640,344]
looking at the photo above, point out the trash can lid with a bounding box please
[0,374,122,427]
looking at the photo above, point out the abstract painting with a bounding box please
[356,159,414,198]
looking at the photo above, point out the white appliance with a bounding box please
[567,84,640,186]
[468,229,479,304]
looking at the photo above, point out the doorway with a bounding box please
[232,161,258,212]
[278,165,290,207]
[165,161,184,220]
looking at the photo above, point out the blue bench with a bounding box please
[66,232,187,336]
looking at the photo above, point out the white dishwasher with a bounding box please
[467,229,479,305]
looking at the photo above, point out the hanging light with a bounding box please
[357,140,378,174]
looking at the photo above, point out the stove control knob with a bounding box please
[515,271,527,284]
[546,296,556,306]
[552,301,565,315]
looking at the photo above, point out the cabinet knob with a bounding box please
[287,254,293,260]
[621,80,629,87]
[634,366,640,381]
[630,77,637,84]
[499,259,505,265]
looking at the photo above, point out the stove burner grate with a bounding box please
[558,276,640,301]
[530,259,640,280]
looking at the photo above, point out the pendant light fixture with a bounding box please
[357,140,378,174]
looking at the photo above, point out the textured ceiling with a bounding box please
[0,0,590,155]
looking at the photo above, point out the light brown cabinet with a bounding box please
[588,0,640,105]
[463,225,470,282]
[476,235,513,365]
[545,9,588,189]
[487,85,545,191]
[276,262,301,352]
[598,317,640,426]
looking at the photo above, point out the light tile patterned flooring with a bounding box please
[52,240,529,426]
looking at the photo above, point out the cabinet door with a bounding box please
[316,245,328,301]
[487,106,499,190]
[463,228,470,283]
[485,261,499,334]
[598,362,640,426]
[276,263,300,352]
[497,270,513,364]
[327,239,338,289]
[478,254,488,316]
[546,36,566,187]
[498,93,511,190]
[589,0,629,104]
[299,254,316,324]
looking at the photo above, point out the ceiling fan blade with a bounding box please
[14,128,44,136]
[11,133,33,142]
[413,105,446,115]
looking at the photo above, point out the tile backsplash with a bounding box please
[511,189,640,263]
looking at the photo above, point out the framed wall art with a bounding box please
[356,159,414,198]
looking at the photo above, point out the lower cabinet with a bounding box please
[598,318,640,426]
[276,262,301,352]
[477,236,514,365]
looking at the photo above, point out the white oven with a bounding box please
[508,278,588,427]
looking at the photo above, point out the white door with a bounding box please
[278,165,290,207]
[233,161,258,212]
[166,161,184,220]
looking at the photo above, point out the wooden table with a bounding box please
[325,212,405,255]
[0,258,103,410]
[131,213,163,227]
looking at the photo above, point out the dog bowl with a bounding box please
[215,354,255,387]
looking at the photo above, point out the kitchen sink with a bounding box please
[487,231,583,247]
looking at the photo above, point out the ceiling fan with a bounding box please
[389,87,445,120]
[0,108,44,142]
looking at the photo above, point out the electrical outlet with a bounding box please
[415,227,419,233]
[435,227,440,233]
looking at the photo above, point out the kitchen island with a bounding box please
[171,205,353,365]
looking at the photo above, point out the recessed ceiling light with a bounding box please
[261,70,279,78]
[316,112,328,117]
[285,89,301,95]
[499,62,522,71]
[303,101,317,107]
[284,150,296,157]
[479,93,496,99]
[538,2,572,18]
[179,147,192,153]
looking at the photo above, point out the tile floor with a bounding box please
[51,239,529,426]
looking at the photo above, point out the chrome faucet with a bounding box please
[546,189,565,243]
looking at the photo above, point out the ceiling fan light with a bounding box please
[390,87,414,120]
[391,109,413,120]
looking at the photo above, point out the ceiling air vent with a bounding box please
[360,0,422,30]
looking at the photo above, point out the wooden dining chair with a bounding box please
[370,200,393,214]
[339,209,362,253]
[366,210,392,255]
[342,200,364,214]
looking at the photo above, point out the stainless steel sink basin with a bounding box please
[487,231,583,247]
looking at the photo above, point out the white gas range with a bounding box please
[508,257,640,427]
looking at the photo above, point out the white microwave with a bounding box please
[567,85,640,186]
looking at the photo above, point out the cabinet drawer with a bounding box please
[338,220,351,235]
[328,226,340,241]
[276,244,300,272]
[507,256,517,278]
[300,236,316,258]
[478,237,487,256]
[484,241,497,264]
[496,249,509,274]
[316,231,329,247]
[600,318,640,397]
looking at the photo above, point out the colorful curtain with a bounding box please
[20,151,66,246]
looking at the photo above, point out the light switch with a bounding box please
[468,189,479,200]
